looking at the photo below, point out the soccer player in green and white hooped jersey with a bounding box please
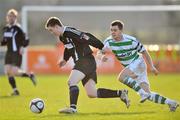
[97,20,179,112]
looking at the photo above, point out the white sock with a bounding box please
[13,88,17,91]
[165,98,174,105]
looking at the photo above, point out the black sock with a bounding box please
[69,86,79,109]
[21,72,30,77]
[97,88,122,98]
[8,77,17,89]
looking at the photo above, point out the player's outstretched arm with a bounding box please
[64,28,104,49]
[85,33,104,50]
[57,48,71,68]
[142,50,159,75]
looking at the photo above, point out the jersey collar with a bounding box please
[62,26,67,35]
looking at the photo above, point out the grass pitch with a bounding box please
[0,74,180,120]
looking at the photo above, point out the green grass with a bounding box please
[0,74,180,120]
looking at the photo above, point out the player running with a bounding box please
[1,9,37,96]
[97,20,179,112]
[45,17,130,114]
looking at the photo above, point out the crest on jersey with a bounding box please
[81,33,90,40]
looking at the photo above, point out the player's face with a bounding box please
[110,25,122,40]
[47,25,60,36]
[6,13,17,25]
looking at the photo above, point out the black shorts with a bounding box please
[5,52,22,67]
[73,55,97,86]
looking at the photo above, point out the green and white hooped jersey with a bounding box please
[103,34,146,67]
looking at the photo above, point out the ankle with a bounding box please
[70,104,77,110]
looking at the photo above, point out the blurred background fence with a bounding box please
[19,44,180,74]
[0,0,180,74]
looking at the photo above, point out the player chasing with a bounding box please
[45,17,130,114]
[1,9,37,96]
[97,20,179,112]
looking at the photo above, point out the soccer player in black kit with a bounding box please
[45,17,130,114]
[1,9,37,96]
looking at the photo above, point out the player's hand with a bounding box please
[150,65,159,75]
[58,60,67,68]
[101,55,108,62]
[19,47,24,55]
[96,50,103,60]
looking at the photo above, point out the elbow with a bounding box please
[97,43,104,50]
[99,43,104,50]
[1,42,6,46]
[23,40,29,47]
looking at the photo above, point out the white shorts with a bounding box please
[126,56,149,85]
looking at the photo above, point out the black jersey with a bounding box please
[1,23,29,53]
[60,27,104,63]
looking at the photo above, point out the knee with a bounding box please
[142,87,151,93]
[86,89,97,98]
[68,80,77,87]
[87,93,97,98]
[146,89,151,93]
[118,69,129,82]
[7,69,14,76]
[6,71,11,76]
[139,82,151,93]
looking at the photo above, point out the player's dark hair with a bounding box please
[111,20,124,30]
[45,17,63,29]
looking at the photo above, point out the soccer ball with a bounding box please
[29,98,45,113]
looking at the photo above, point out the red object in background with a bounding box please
[27,48,60,74]
[27,49,123,74]
[27,46,180,74]
[27,45,123,74]
[27,44,74,74]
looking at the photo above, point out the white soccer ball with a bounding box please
[29,98,45,113]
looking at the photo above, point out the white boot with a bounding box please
[59,107,77,114]
[120,89,130,108]
[168,101,179,112]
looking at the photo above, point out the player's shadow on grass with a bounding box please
[39,111,156,118]
[0,95,17,99]
[77,111,156,116]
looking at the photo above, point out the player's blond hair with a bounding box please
[7,9,18,17]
